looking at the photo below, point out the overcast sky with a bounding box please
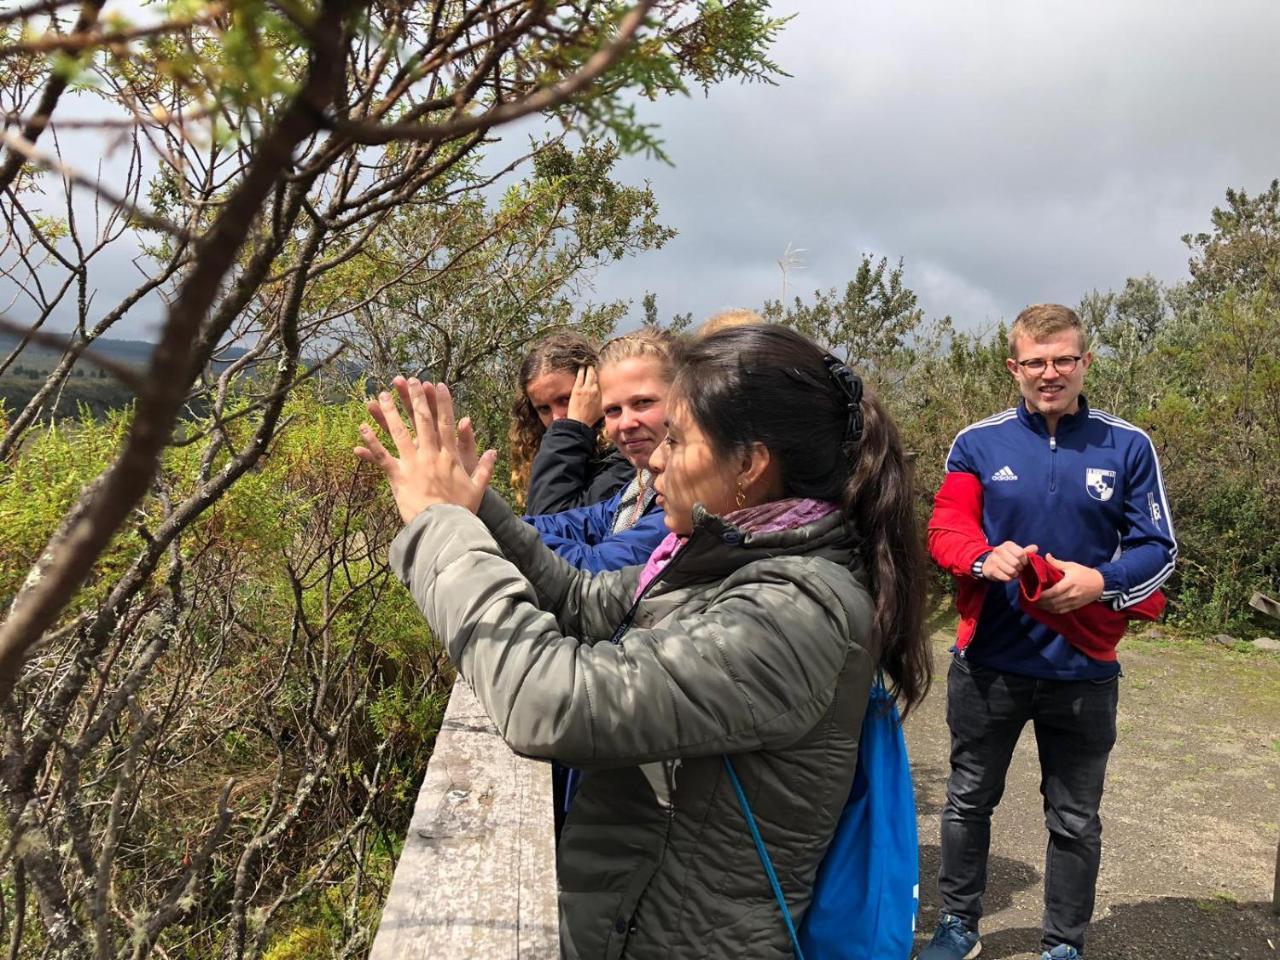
[545,0,1280,333]
[17,0,1280,341]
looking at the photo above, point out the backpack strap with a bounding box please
[722,756,807,960]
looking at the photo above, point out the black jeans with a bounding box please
[938,655,1118,952]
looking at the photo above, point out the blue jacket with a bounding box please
[945,397,1176,679]
[525,489,668,575]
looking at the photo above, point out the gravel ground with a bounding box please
[907,627,1280,960]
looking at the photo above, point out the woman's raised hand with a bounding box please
[567,365,603,426]
[355,376,497,524]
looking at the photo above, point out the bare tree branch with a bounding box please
[0,0,107,194]
[0,0,82,26]
[0,4,226,57]
[0,131,190,239]
[333,0,658,145]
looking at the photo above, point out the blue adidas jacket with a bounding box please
[945,397,1176,679]
[524,490,668,575]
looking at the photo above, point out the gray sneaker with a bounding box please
[917,913,982,960]
[1040,948,1081,960]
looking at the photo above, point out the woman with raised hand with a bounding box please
[521,328,677,574]
[510,331,632,514]
[355,324,931,960]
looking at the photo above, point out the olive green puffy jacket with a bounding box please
[389,490,878,960]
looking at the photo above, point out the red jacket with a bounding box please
[928,471,1164,661]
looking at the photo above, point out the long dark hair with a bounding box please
[671,325,931,717]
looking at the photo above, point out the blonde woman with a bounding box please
[524,329,679,573]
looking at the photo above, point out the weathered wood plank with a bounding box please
[370,678,559,959]
[1250,591,1280,622]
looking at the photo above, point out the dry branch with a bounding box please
[0,4,226,57]
[0,0,107,194]
[335,0,658,145]
[0,130,190,239]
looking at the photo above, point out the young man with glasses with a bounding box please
[918,304,1177,960]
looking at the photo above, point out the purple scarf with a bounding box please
[633,497,839,599]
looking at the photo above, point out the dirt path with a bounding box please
[907,627,1280,960]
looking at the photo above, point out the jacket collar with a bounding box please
[651,502,862,592]
[1016,394,1090,437]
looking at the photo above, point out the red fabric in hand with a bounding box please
[928,471,1166,660]
[1018,554,1165,662]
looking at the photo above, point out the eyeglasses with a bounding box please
[1015,355,1083,375]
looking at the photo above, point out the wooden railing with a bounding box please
[369,679,560,959]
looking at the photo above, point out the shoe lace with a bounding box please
[932,915,973,947]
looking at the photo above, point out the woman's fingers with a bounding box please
[355,378,494,518]
[584,366,597,389]
[365,397,389,432]
[472,448,498,490]
[457,416,480,474]
[354,423,395,469]
[414,378,444,447]
[393,376,416,424]
[405,378,441,454]
[433,382,458,453]
[377,390,417,460]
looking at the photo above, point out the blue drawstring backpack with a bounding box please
[725,675,919,960]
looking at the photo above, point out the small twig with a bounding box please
[170,342,347,448]
[5,861,23,960]
[0,102,215,131]
[130,779,235,959]
[0,130,190,240]
[0,5,226,56]
[333,0,658,145]
[0,0,80,27]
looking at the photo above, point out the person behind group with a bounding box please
[694,307,764,338]
[509,330,633,514]
[354,324,931,959]
[522,328,677,574]
[918,304,1177,960]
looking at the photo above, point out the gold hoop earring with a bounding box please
[735,483,747,508]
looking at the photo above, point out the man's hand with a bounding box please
[566,365,602,425]
[980,541,1039,582]
[1034,553,1105,614]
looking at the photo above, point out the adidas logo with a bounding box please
[991,465,1019,481]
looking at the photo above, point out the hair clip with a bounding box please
[821,353,864,447]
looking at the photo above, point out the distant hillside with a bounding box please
[0,333,360,422]
[0,331,159,367]
[0,333,259,421]
[0,332,255,368]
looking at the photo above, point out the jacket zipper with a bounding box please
[605,530,704,939]
[606,530,703,644]
[1048,434,1058,494]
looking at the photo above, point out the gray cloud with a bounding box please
[13,2,1279,341]
[585,0,1280,331]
